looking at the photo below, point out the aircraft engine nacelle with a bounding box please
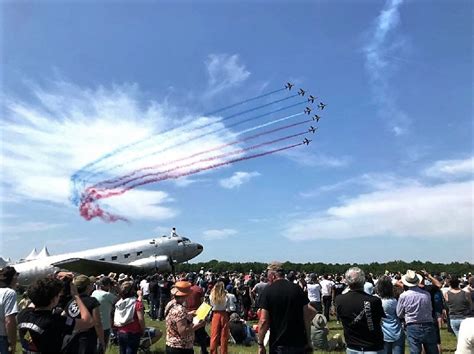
[128,255,173,272]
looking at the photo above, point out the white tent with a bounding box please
[37,246,50,258]
[25,248,38,260]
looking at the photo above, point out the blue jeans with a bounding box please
[450,318,464,337]
[118,332,141,354]
[0,336,9,354]
[406,323,438,354]
[383,332,405,354]
[347,349,384,354]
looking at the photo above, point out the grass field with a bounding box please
[103,317,459,354]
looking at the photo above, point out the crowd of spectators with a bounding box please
[0,263,473,353]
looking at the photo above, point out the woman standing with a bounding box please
[165,281,204,354]
[375,276,404,354]
[209,281,230,354]
[114,281,145,354]
[444,276,472,337]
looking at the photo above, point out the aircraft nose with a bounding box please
[196,243,203,254]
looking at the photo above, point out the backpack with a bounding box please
[114,298,137,327]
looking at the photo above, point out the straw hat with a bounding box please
[171,280,192,297]
[402,270,422,287]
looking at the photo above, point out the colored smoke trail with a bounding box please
[70,88,294,203]
[95,122,311,188]
[80,141,303,222]
[81,102,306,186]
[89,131,308,193]
[204,87,286,116]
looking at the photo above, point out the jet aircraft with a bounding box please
[313,115,321,122]
[308,126,317,133]
[318,102,327,110]
[304,107,312,115]
[285,82,294,90]
[303,138,312,145]
[308,95,316,103]
[11,235,203,285]
[298,89,306,96]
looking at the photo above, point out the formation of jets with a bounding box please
[283,82,327,148]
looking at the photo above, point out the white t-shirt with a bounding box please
[364,282,374,295]
[140,280,150,296]
[456,317,474,354]
[320,279,334,297]
[307,283,322,302]
[0,288,18,336]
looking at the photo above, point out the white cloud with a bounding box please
[285,180,473,240]
[2,222,65,235]
[364,0,410,136]
[1,81,244,221]
[219,171,260,189]
[102,189,177,221]
[202,228,238,240]
[300,173,419,198]
[424,157,473,180]
[205,54,250,97]
[282,149,350,168]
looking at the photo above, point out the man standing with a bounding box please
[397,270,438,354]
[0,266,19,354]
[186,274,209,354]
[251,276,268,310]
[335,267,384,353]
[91,276,118,351]
[257,262,316,354]
[320,274,334,321]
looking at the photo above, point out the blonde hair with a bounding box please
[210,281,226,306]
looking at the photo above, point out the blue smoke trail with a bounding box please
[81,101,306,190]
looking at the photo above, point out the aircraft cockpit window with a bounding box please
[182,237,190,243]
[111,256,117,261]
[137,251,143,256]
[124,253,130,258]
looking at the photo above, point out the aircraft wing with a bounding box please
[51,258,148,276]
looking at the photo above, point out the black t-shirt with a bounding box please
[229,321,247,343]
[333,282,345,297]
[335,290,384,351]
[260,279,309,348]
[18,308,76,353]
[64,294,100,353]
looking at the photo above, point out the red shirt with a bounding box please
[118,300,144,334]
[186,285,204,311]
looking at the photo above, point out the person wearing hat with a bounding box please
[92,276,119,350]
[257,262,316,354]
[165,281,204,353]
[396,270,438,353]
[335,267,384,353]
[64,274,105,354]
[0,266,19,354]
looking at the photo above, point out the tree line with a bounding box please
[176,260,473,277]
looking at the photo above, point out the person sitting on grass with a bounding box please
[311,313,345,351]
[228,312,256,346]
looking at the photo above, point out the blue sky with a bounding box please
[1,0,472,264]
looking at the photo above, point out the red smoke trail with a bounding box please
[80,141,303,222]
[90,131,307,193]
[95,119,311,188]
